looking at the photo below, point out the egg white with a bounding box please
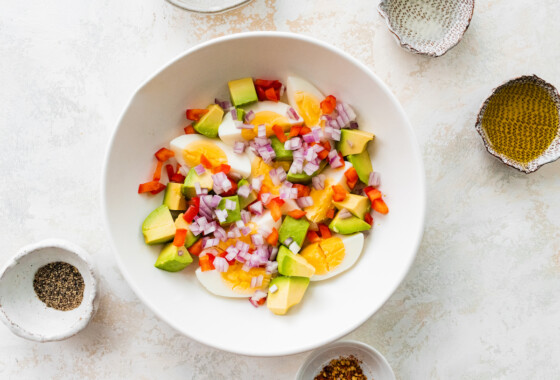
[322,161,354,191]
[195,267,249,298]
[169,134,251,178]
[310,232,364,282]
[249,210,282,233]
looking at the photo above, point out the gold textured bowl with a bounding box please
[475,75,560,173]
[378,0,475,57]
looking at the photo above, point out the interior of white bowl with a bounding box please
[103,32,425,356]
[0,241,97,342]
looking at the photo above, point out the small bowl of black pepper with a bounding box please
[296,340,396,380]
[0,239,98,342]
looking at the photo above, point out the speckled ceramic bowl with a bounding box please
[475,75,560,173]
[296,340,396,380]
[0,239,98,342]
[166,0,252,13]
[378,0,475,57]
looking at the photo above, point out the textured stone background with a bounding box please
[1,0,560,378]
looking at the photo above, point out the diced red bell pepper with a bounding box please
[255,79,282,89]
[289,126,302,138]
[199,254,215,271]
[364,187,382,203]
[183,199,199,223]
[217,250,236,266]
[155,147,175,162]
[364,212,374,225]
[272,125,287,143]
[200,154,213,169]
[153,160,164,181]
[257,184,271,201]
[331,185,348,202]
[326,208,335,219]
[184,125,196,134]
[149,183,166,195]
[220,178,238,197]
[317,141,331,160]
[345,167,359,189]
[186,109,208,121]
[173,229,187,247]
[165,164,175,180]
[264,87,278,102]
[212,164,231,174]
[318,224,332,239]
[299,126,312,136]
[293,184,310,198]
[320,95,337,114]
[138,181,165,194]
[266,197,285,222]
[373,199,389,215]
[266,227,279,246]
[288,209,307,219]
[188,238,203,256]
[256,86,267,101]
[170,173,185,183]
[306,230,321,244]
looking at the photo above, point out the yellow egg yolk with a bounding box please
[251,157,291,196]
[221,263,271,294]
[304,179,334,223]
[295,91,321,127]
[300,237,345,275]
[183,141,227,168]
[241,111,292,140]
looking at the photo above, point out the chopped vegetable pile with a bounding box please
[138,76,388,315]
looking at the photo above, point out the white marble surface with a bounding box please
[1,0,560,378]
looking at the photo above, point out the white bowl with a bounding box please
[166,0,252,13]
[103,32,425,356]
[0,239,98,342]
[296,340,396,380]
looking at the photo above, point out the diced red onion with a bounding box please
[245,110,255,123]
[225,246,239,261]
[369,172,381,187]
[287,107,299,121]
[329,156,343,169]
[279,83,286,97]
[252,176,263,192]
[213,257,229,273]
[214,226,227,241]
[338,209,352,219]
[266,260,278,274]
[302,133,316,144]
[270,168,280,186]
[241,210,251,224]
[238,185,252,198]
[312,174,325,190]
[321,114,332,121]
[211,195,222,208]
[204,238,219,248]
[233,141,246,154]
[312,127,323,142]
[343,102,357,121]
[179,165,190,176]
[225,199,236,211]
[241,226,252,236]
[195,182,202,195]
[288,241,300,253]
[236,220,245,228]
[230,108,238,120]
[194,164,206,176]
[347,140,354,148]
[284,237,293,246]
[235,120,255,129]
[260,193,271,205]
[251,234,264,246]
[242,263,252,272]
[259,226,272,238]
[269,284,278,294]
[257,124,266,138]
[276,167,287,182]
[284,137,302,151]
[303,162,319,176]
[296,196,314,208]
[227,226,241,239]
[331,128,341,141]
[348,121,359,129]
[177,248,184,256]
[249,201,263,215]
[269,247,278,261]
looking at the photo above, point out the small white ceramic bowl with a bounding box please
[166,0,251,13]
[296,340,396,380]
[0,239,98,342]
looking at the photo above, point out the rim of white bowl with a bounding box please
[295,340,396,380]
[0,239,98,342]
[102,31,426,356]
[165,0,252,14]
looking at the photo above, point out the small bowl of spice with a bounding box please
[0,239,98,342]
[296,340,396,380]
[475,75,560,173]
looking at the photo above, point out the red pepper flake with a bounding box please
[186,109,208,121]
[184,125,196,134]
[154,147,174,162]
[320,95,337,114]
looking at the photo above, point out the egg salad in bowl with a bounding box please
[137,76,388,315]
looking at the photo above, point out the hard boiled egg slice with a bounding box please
[249,210,282,234]
[195,262,271,298]
[219,101,303,145]
[169,134,251,178]
[304,161,353,223]
[300,233,364,282]
[286,76,325,127]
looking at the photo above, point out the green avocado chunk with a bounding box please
[181,168,213,199]
[337,129,375,156]
[270,134,293,162]
[278,216,310,248]
[236,107,246,121]
[154,243,193,272]
[348,149,373,184]
[286,160,328,184]
[237,179,257,209]
[228,78,258,107]
[142,205,177,245]
[193,104,224,138]
[277,246,315,277]
[267,276,310,315]
[332,194,370,220]
[163,182,187,211]
[329,210,371,234]
[216,195,242,226]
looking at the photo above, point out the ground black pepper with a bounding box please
[314,355,368,380]
[33,262,84,311]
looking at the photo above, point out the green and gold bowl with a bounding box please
[475,75,560,173]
